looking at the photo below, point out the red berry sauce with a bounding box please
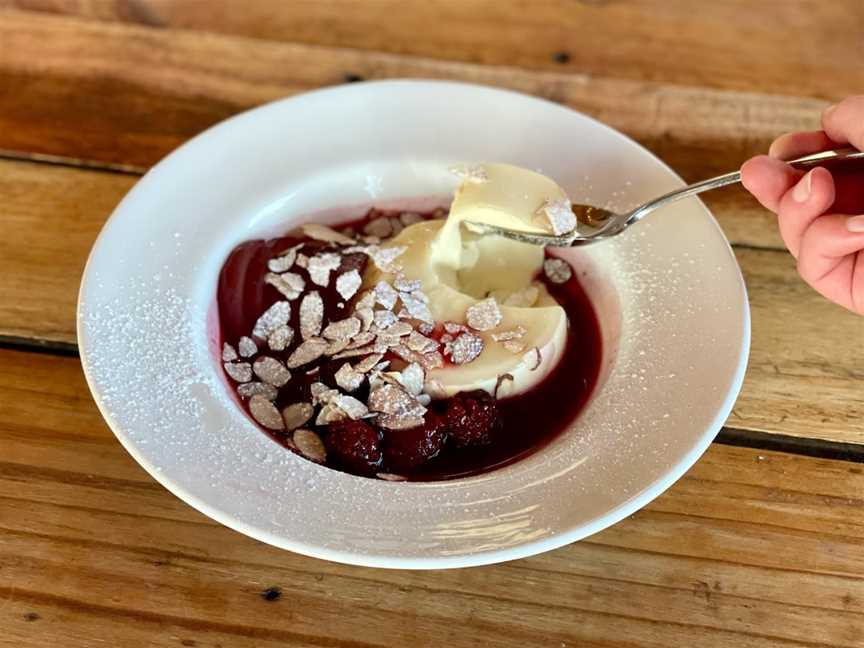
[216,208,603,481]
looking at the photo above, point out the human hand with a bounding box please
[740,95,864,315]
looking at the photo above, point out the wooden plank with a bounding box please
[0,349,862,648]
[0,159,135,344]
[1,157,860,443]
[0,9,827,179]
[4,0,861,100]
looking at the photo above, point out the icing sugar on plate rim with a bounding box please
[78,80,750,569]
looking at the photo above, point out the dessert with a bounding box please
[217,164,602,480]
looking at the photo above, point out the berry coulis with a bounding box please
[217,208,603,481]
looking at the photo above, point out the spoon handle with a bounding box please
[623,147,864,227]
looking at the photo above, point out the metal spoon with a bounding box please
[464,147,864,247]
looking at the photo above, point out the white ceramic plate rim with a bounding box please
[79,80,750,569]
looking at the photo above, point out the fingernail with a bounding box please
[792,170,813,203]
[823,103,838,118]
[847,215,864,233]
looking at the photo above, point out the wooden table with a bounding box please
[1,2,862,646]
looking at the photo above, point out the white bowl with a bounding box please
[78,80,749,569]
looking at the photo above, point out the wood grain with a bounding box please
[1,157,860,443]
[0,348,862,648]
[0,9,828,178]
[5,0,862,101]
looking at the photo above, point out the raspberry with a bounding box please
[324,420,383,476]
[444,390,501,447]
[383,414,448,470]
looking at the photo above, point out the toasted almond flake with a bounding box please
[223,361,252,383]
[265,272,305,299]
[316,403,347,425]
[307,252,342,287]
[377,413,425,430]
[354,290,376,310]
[377,472,408,481]
[398,363,425,396]
[492,326,527,342]
[237,382,278,400]
[332,394,369,420]
[494,373,515,398]
[543,257,573,284]
[324,338,351,355]
[421,351,444,370]
[345,331,376,349]
[299,292,324,340]
[405,330,438,353]
[310,382,338,404]
[302,223,355,245]
[443,322,468,335]
[249,394,285,430]
[373,309,398,330]
[502,285,540,307]
[446,332,485,364]
[369,245,407,272]
[399,291,433,323]
[524,346,542,370]
[335,363,365,392]
[450,164,488,183]
[222,342,238,362]
[400,211,424,226]
[252,301,291,339]
[253,356,291,387]
[390,344,422,365]
[374,281,399,309]
[322,316,361,341]
[282,402,314,431]
[503,340,526,354]
[353,353,384,373]
[368,383,426,418]
[440,334,454,345]
[268,325,294,351]
[295,253,309,268]
[394,274,422,293]
[417,322,434,335]
[238,336,258,357]
[537,197,577,235]
[293,429,326,462]
[363,217,393,238]
[388,321,414,336]
[376,331,405,347]
[465,297,502,331]
[335,269,362,300]
[333,344,379,360]
[355,307,374,331]
[286,337,328,368]
[267,248,298,273]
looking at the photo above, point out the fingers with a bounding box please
[768,130,838,160]
[740,155,803,212]
[821,95,864,152]
[776,167,835,258]
[797,213,864,314]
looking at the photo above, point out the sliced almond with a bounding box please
[238,336,258,358]
[465,297,502,332]
[268,325,294,351]
[252,301,291,339]
[335,269,362,301]
[302,223,355,245]
[252,356,291,387]
[237,381,278,400]
[293,429,326,462]
[282,402,314,431]
[249,394,285,430]
[223,361,252,383]
[222,342,238,362]
[286,337,328,368]
[335,363,365,392]
[322,316,361,341]
[299,292,324,340]
[543,257,573,284]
